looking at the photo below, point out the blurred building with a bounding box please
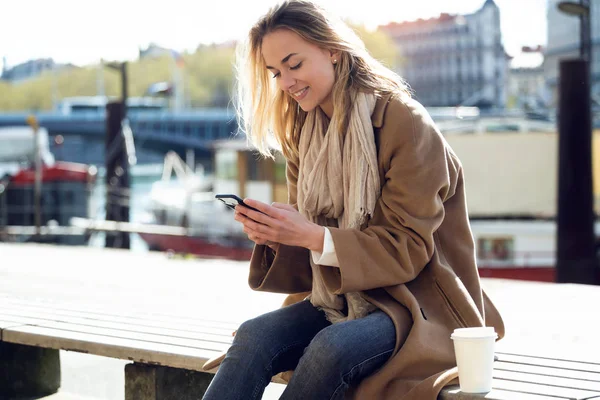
[138,43,174,60]
[544,0,600,107]
[1,57,57,83]
[507,46,548,110]
[381,0,509,108]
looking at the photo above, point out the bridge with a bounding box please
[0,109,240,165]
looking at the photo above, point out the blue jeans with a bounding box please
[202,300,396,400]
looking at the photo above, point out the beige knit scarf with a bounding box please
[296,91,380,323]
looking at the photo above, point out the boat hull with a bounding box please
[139,232,254,261]
[478,266,555,282]
[139,231,558,282]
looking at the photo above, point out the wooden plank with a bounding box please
[496,343,600,366]
[491,377,600,399]
[0,293,244,328]
[494,360,600,383]
[0,317,39,328]
[440,385,574,399]
[0,295,243,330]
[3,325,223,372]
[0,316,47,339]
[494,369,600,392]
[497,353,600,374]
[0,303,239,337]
[0,308,235,345]
[0,319,29,340]
[4,319,231,353]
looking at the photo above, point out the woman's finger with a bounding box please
[245,225,269,244]
[241,199,284,222]
[249,235,268,245]
[236,205,277,226]
[244,216,280,238]
[271,202,296,211]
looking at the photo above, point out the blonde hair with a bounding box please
[235,0,410,160]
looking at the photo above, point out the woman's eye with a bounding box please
[272,72,280,79]
[290,62,302,70]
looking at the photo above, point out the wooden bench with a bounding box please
[2,293,600,400]
[441,353,600,400]
[1,243,600,400]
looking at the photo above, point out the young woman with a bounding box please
[203,1,504,399]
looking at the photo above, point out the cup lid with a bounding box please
[451,327,498,340]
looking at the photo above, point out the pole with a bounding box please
[97,59,105,98]
[105,102,130,249]
[104,62,131,249]
[579,0,591,61]
[26,116,42,237]
[556,59,599,284]
[120,62,131,247]
[121,62,128,118]
[34,129,42,236]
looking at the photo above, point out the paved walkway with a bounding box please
[1,243,599,399]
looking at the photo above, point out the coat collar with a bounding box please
[372,93,394,128]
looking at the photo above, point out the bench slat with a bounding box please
[490,376,600,399]
[0,319,28,339]
[3,325,221,372]
[0,308,235,345]
[440,385,577,400]
[497,352,600,374]
[494,369,600,392]
[494,360,600,382]
[0,303,237,337]
[0,296,242,331]
[0,318,39,328]
[4,320,231,353]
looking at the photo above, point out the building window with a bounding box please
[477,237,514,261]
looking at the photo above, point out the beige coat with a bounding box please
[248,94,505,400]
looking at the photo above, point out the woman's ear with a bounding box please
[330,51,341,65]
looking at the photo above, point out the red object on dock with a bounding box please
[478,266,555,282]
[10,162,94,184]
[139,232,254,261]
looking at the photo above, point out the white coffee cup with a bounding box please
[451,327,497,393]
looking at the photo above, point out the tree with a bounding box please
[350,23,400,69]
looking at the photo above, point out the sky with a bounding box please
[0,0,547,68]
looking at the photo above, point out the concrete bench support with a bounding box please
[0,342,60,398]
[125,363,214,400]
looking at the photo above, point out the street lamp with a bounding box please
[557,0,591,61]
[102,61,132,249]
[557,1,588,14]
[555,0,598,284]
[104,61,128,118]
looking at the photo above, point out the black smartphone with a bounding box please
[215,194,265,214]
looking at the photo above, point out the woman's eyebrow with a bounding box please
[266,53,298,69]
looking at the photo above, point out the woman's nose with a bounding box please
[279,74,296,92]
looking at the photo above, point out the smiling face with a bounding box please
[261,29,338,117]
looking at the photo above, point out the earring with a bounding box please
[333,59,337,64]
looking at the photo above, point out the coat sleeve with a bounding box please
[322,99,457,294]
[248,156,313,294]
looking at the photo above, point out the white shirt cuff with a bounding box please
[310,227,339,267]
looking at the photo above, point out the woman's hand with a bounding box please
[233,199,325,252]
